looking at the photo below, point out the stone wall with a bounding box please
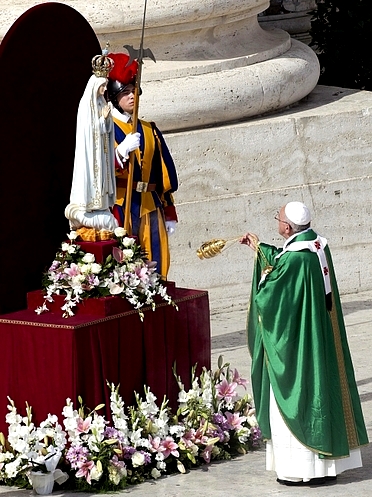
[3,1,370,316]
[165,85,372,313]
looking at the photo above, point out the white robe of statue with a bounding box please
[65,74,118,231]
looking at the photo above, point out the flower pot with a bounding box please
[29,471,54,495]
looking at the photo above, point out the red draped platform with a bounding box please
[0,287,211,436]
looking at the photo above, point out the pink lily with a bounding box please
[76,416,92,433]
[76,460,95,484]
[193,428,209,446]
[159,436,179,458]
[215,378,238,403]
[148,435,162,452]
[232,368,248,389]
[64,263,81,277]
[181,429,197,448]
[225,411,247,430]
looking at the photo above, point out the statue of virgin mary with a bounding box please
[65,52,118,232]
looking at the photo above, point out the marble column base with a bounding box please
[136,37,320,132]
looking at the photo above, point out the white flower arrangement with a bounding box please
[36,230,176,319]
[0,357,261,492]
[0,399,68,490]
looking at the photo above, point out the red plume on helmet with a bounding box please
[108,53,138,85]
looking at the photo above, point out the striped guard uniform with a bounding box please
[112,117,178,279]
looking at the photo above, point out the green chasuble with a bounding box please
[247,229,368,458]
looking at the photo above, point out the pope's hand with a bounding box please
[165,220,177,236]
[240,232,258,251]
[117,132,141,160]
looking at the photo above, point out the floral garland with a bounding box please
[35,228,176,319]
[0,358,261,492]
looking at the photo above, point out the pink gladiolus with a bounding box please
[232,368,248,389]
[76,416,92,433]
[64,263,81,277]
[76,460,95,484]
[215,378,238,403]
[225,411,247,430]
[159,436,179,458]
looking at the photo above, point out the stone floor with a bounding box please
[0,290,371,497]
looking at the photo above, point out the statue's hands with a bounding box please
[117,132,141,160]
[102,104,111,119]
[240,232,259,251]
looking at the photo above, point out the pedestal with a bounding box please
[75,239,118,264]
[0,285,211,435]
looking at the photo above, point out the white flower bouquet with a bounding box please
[0,358,261,492]
[36,229,175,319]
[0,399,68,491]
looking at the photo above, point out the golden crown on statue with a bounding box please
[92,43,114,78]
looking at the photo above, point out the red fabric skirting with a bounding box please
[0,288,210,435]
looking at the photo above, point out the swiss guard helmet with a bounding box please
[107,53,139,113]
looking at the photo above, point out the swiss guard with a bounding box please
[107,52,178,279]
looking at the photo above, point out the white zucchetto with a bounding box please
[285,202,311,226]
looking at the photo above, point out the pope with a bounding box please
[240,201,368,486]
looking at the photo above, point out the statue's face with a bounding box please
[98,83,107,96]
[117,85,135,114]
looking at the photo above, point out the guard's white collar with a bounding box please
[112,107,132,123]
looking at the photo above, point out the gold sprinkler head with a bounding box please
[196,239,228,259]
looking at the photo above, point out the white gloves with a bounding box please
[165,220,177,236]
[117,132,140,160]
